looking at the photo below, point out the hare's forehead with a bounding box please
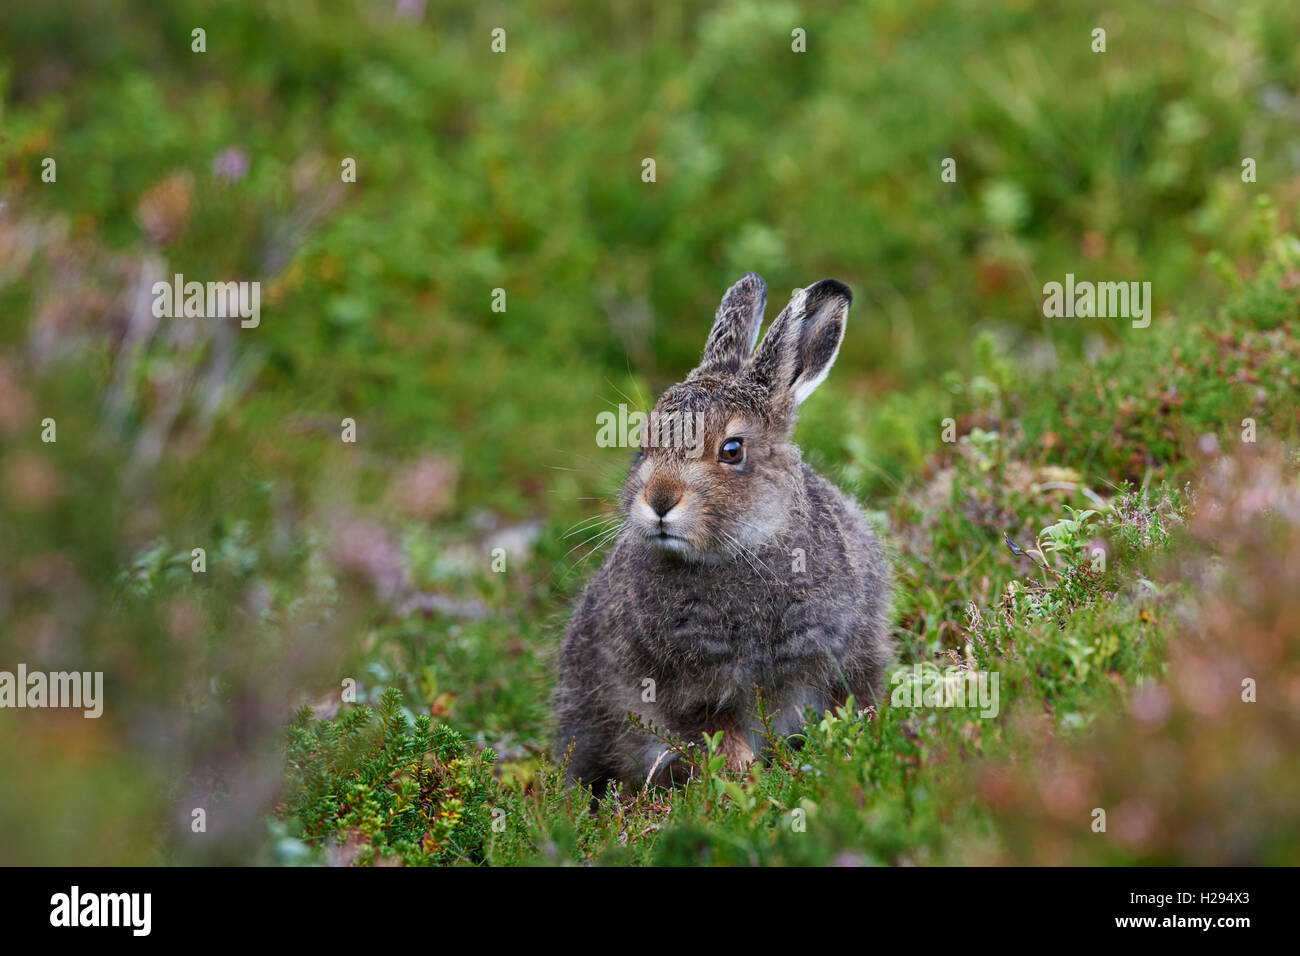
[651,381,766,430]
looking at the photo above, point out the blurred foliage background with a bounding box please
[1,0,1298,864]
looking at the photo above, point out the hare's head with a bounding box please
[619,272,851,561]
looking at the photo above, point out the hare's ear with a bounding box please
[691,272,767,376]
[748,279,851,406]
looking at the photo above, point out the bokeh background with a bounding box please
[1,0,1298,865]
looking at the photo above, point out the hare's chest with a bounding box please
[641,588,782,663]
[630,594,781,711]
[661,595,751,648]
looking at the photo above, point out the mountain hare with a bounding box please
[555,273,892,793]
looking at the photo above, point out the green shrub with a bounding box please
[283,688,497,866]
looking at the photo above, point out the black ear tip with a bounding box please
[739,271,767,292]
[806,278,852,305]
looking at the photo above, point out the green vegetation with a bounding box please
[281,688,497,866]
[1,0,1298,865]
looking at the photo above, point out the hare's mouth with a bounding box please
[647,529,694,556]
[644,528,729,564]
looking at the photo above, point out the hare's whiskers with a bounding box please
[561,521,624,561]
[563,512,621,538]
[604,378,645,415]
[572,524,625,572]
[719,530,778,584]
[700,510,781,579]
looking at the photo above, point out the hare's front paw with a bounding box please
[718,728,755,769]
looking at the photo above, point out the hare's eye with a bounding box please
[718,437,744,464]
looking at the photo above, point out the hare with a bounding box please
[555,273,892,793]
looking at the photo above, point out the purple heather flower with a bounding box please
[395,0,425,20]
[212,147,250,183]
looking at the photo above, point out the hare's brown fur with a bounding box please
[555,274,892,792]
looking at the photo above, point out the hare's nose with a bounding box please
[646,485,683,518]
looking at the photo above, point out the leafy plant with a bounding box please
[282,689,497,866]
